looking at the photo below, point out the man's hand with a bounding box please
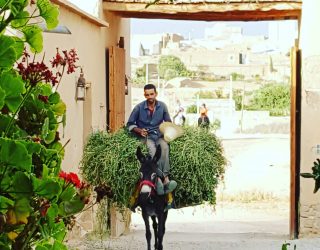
[133,127,148,137]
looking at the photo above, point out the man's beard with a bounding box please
[147,98,155,105]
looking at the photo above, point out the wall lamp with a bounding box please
[76,68,86,101]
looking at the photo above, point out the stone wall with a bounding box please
[300,203,320,237]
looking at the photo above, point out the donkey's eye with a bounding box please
[151,173,156,180]
[140,172,143,179]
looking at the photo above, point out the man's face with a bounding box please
[144,88,157,104]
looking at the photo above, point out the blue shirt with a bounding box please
[127,100,172,140]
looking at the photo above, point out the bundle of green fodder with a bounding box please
[169,126,226,207]
[81,127,226,209]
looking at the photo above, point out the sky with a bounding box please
[68,0,98,15]
[131,19,270,39]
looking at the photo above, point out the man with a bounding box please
[127,84,177,210]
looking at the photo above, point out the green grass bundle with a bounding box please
[169,127,226,207]
[81,127,226,209]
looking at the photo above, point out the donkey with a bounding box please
[136,145,168,250]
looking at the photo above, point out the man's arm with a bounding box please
[127,105,148,137]
[126,105,139,132]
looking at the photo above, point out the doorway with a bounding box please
[129,18,300,239]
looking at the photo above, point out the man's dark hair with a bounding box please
[144,84,157,93]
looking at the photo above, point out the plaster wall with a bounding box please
[299,0,320,237]
[42,7,107,174]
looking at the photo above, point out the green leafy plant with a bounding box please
[186,104,197,114]
[230,72,245,81]
[158,55,193,81]
[301,158,320,193]
[196,90,216,99]
[246,83,290,116]
[0,1,91,249]
[81,127,226,209]
[282,242,296,250]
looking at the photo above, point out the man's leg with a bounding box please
[156,138,177,211]
[145,138,157,157]
[156,138,170,178]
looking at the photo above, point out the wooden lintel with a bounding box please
[103,1,301,21]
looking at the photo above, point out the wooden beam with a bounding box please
[103,1,301,21]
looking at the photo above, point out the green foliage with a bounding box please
[196,90,216,99]
[164,68,178,81]
[246,83,290,116]
[135,65,146,78]
[81,130,142,208]
[230,72,245,81]
[81,128,226,209]
[210,119,221,131]
[158,55,192,81]
[215,88,224,98]
[281,242,296,250]
[186,104,197,114]
[301,158,320,193]
[0,2,89,249]
[233,89,243,111]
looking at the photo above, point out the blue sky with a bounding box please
[131,19,269,38]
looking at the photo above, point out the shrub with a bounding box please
[230,72,245,81]
[196,90,216,99]
[246,83,290,116]
[158,55,192,80]
[186,104,197,114]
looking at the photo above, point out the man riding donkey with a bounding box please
[127,83,182,212]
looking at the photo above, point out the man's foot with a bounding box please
[164,180,177,194]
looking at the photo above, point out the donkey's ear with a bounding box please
[153,145,161,163]
[136,146,145,163]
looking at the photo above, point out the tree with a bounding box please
[246,83,290,116]
[135,65,146,78]
[158,55,190,80]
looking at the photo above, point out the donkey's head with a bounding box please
[136,145,161,195]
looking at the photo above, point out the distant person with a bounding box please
[173,100,186,126]
[198,103,210,129]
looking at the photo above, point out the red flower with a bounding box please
[68,172,81,188]
[59,171,81,188]
[59,171,68,179]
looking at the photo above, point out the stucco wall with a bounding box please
[42,7,107,173]
[299,0,320,237]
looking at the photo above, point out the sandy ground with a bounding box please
[68,135,320,250]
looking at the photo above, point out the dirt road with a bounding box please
[68,136,320,250]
